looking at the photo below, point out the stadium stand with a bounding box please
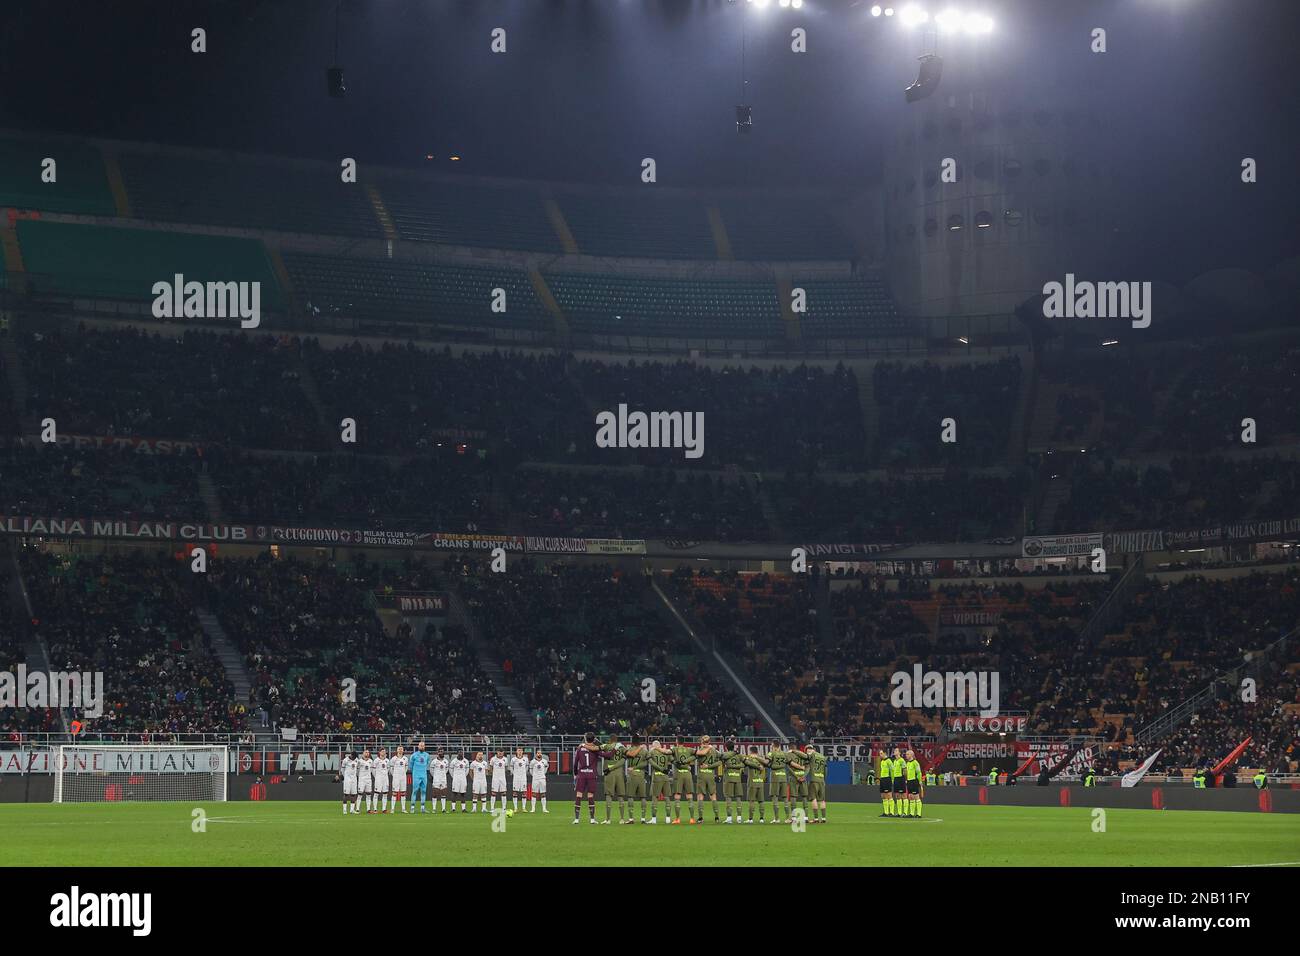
[557,191,715,260]
[0,444,205,519]
[717,197,855,261]
[118,151,384,238]
[794,275,907,339]
[460,560,749,736]
[0,136,116,216]
[873,357,1021,467]
[21,550,239,734]
[17,220,283,306]
[543,271,782,339]
[19,326,322,451]
[283,252,550,332]
[203,555,516,735]
[378,177,560,253]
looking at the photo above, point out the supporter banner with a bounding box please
[947,715,1027,733]
[1104,516,1300,554]
[919,742,1017,761]
[799,542,904,558]
[430,427,487,442]
[525,536,587,554]
[31,433,206,456]
[0,516,253,542]
[262,527,431,548]
[430,533,526,552]
[372,591,448,614]
[938,607,1002,628]
[662,539,702,551]
[0,516,531,553]
[1017,741,1095,777]
[1021,533,1102,558]
[585,538,646,555]
[0,748,224,773]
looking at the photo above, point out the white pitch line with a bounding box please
[1230,861,1300,868]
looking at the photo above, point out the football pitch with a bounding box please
[1,802,1298,866]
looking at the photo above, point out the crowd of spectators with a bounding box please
[514,467,768,541]
[873,357,1021,467]
[20,550,238,734]
[202,554,514,735]
[20,326,323,451]
[0,444,205,518]
[570,359,867,472]
[460,559,747,736]
[1050,455,1300,534]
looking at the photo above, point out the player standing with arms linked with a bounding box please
[647,740,674,824]
[623,736,649,823]
[600,734,628,825]
[574,733,600,825]
[694,736,722,824]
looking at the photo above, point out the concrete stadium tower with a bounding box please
[880,18,1129,319]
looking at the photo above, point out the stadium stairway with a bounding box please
[648,577,791,741]
[294,355,336,440]
[196,469,225,524]
[1034,477,1071,535]
[855,369,880,460]
[0,323,32,430]
[194,608,253,720]
[447,591,534,731]
[3,539,68,734]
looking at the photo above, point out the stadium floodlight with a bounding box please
[871,4,882,16]
[884,6,895,15]
[963,12,994,34]
[935,8,963,31]
[779,0,790,7]
[900,4,930,27]
[792,0,802,8]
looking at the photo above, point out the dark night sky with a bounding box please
[2,0,1297,280]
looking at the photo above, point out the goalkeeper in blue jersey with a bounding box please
[409,741,431,813]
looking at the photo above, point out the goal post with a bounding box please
[53,744,230,803]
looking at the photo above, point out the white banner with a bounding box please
[1121,748,1162,788]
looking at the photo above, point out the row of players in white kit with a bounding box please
[341,746,551,815]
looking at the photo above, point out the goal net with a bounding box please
[53,744,230,803]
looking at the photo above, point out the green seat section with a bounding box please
[378,178,559,252]
[17,220,283,307]
[793,275,906,337]
[0,137,115,215]
[281,252,548,330]
[543,271,781,338]
[720,197,855,261]
[118,152,384,238]
[558,192,714,259]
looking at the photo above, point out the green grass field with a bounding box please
[1,802,1298,866]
